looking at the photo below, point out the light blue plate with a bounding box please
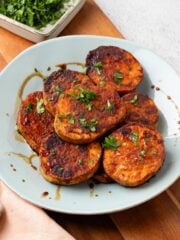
[0,35,179,214]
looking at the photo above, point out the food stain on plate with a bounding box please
[9,152,38,170]
[41,191,49,198]
[55,186,61,200]
[151,84,180,136]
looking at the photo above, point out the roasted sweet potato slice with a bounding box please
[43,69,89,115]
[39,132,102,185]
[86,46,143,94]
[17,91,54,153]
[54,81,126,144]
[103,123,165,186]
[122,92,159,128]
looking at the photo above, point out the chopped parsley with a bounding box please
[55,85,63,96]
[50,149,56,157]
[131,132,139,146]
[79,116,98,132]
[71,88,97,104]
[114,71,123,84]
[94,61,103,75]
[25,103,34,113]
[102,135,120,150]
[106,100,114,112]
[137,149,146,161]
[58,113,75,124]
[99,80,106,87]
[86,103,93,111]
[78,159,84,165]
[82,66,88,74]
[89,118,98,132]
[79,117,87,127]
[130,95,138,104]
[0,0,68,29]
[57,166,64,172]
[36,99,45,114]
[58,114,67,119]
[89,159,94,165]
[139,149,146,156]
[69,114,75,124]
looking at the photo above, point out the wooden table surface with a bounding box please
[0,1,179,239]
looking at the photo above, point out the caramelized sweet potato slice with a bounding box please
[54,81,126,144]
[103,123,165,186]
[40,132,102,185]
[86,46,143,94]
[43,69,89,115]
[17,91,54,153]
[122,92,159,128]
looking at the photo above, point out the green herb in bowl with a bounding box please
[0,0,69,29]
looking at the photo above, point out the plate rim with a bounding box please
[0,35,179,214]
[1,35,180,77]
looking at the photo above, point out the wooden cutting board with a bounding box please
[0,1,179,239]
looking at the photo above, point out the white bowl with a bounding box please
[0,0,85,42]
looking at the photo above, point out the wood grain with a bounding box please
[0,53,7,71]
[0,28,32,64]
[47,213,124,240]
[111,192,180,240]
[0,0,179,239]
[169,180,180,203]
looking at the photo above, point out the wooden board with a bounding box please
[0,1,179,239]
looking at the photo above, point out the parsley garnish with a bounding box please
[71,88,97,104]
[99,80,106,87]
[79,116,98,132]
[86,103,93,111]
[131,132,139,146]
[50,149,56,157]
[106,100,114,112]
[78,159,84,165]
[89,159,94,165]
[114,71,123,84]
[36,99,45,114]
[69,114,75,124]
[82,66,88,74]
[79,117,87,127]
[58,113,75,124]
[94,61,103,75]
[55,85,63,96]
[140,149,146,156]
[138,149,146,161]
[130,95,138,104]
[102,135,120,150]
[58,114,68,119]
[89,118,98,132]
[0,0,67,29]
[25,103,34,113]
[57,166,64,172]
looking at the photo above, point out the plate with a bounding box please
[0,0,85,43]
[0,35,179,214]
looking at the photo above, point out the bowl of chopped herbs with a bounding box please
[0,0,85,42]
